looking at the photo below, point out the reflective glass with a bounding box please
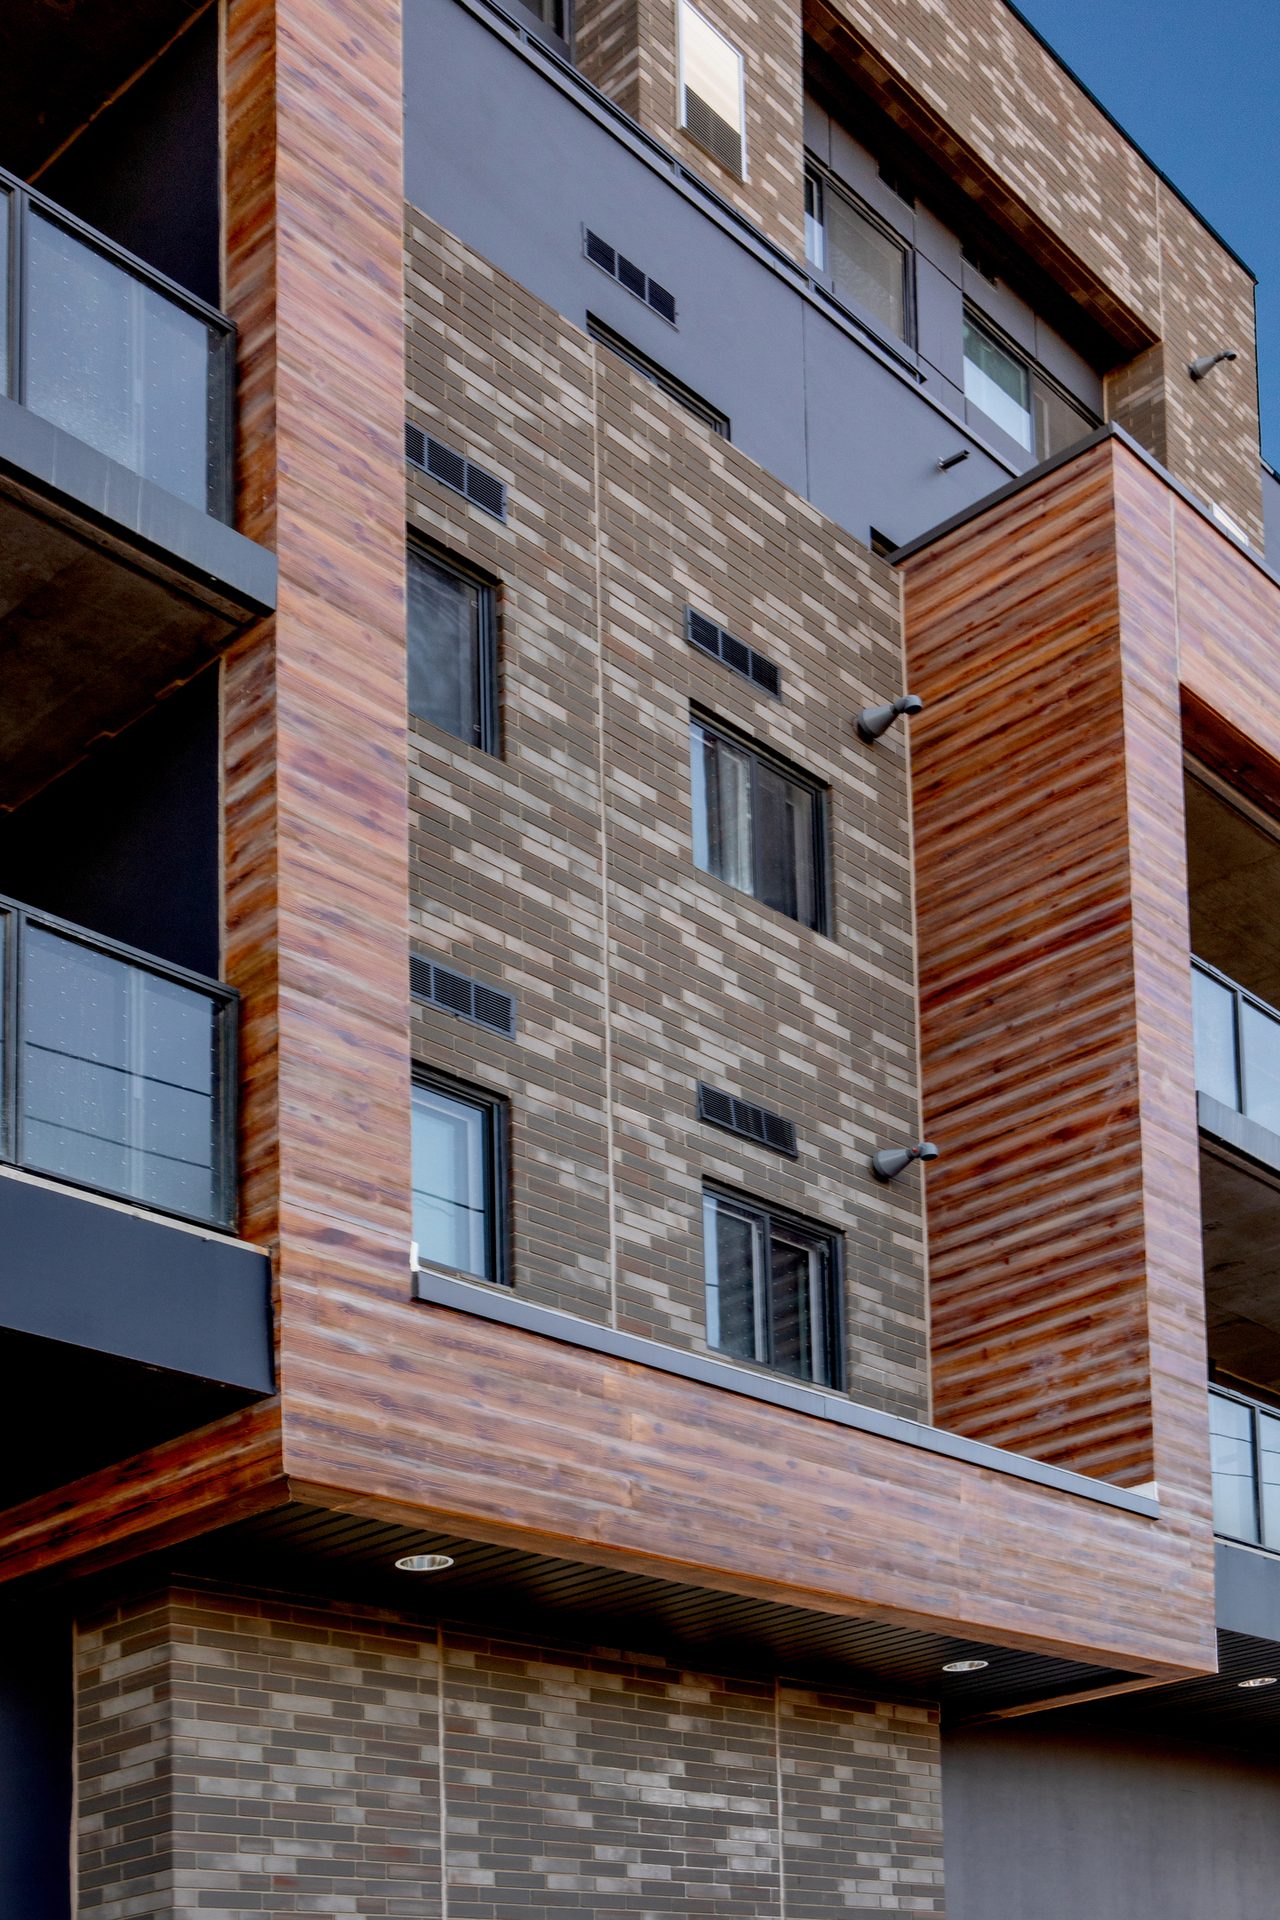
[964,317,1032,449]
[1192,967,1239,1109]
[691,723,754,897]
[25,212,211,509]
[804,173,825,271]
[691,723,822,930]
[1241,998,1280,1134]
[21,925,218,1218]
[408,549,490,749]
[1210,1393,1259,1544]
[826,188,907,341]
[704,1194,762,1360]
[679,0,743,132]
[1261,1411,1280,1550]
[1033,375,1093,459]
[0,190,9,396]
[412,1083,492,1279]
[769,1227,825,1382]
[754,758,817,928]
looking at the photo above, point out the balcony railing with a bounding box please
[1211,1385,1280,1551]
[1192,958,1280,1135]
[0,897,236,1230]
[0,165,233,519]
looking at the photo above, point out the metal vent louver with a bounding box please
[682,91,744,176]
[686,608,781,697]
[583,228,678,326]
[405,422,507,521]
[411,955,516,1037]
[696,1081,798,1157]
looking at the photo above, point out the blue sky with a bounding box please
[1009,0,1280,464]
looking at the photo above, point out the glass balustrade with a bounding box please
[0,164,232,518]
[1210,1386,1280,1551]
[0,897,235,1229]
[1192,960,1280,1135]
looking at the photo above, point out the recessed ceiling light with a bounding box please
[394,1552,455,1573]
[1238,1675,1277,1689]
[943,1658,989,1673]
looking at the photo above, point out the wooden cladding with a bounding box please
[901,437,1213,1511]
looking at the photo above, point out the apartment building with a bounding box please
[0,0,1278,1912]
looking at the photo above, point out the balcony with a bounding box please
[0,898,271,1504]
[1211,1386,1280,1551]
[0,165,274,809]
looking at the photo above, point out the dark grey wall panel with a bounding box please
[801,301,1010,552]
[944,1721,1280,1920]
[0,1172,273,1393]
[404,0,1021,549]
[1217,1539,1280,1640]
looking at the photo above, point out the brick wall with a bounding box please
[76,1587,946,1919]
[406,209,929,1420]
[575,0,807,261]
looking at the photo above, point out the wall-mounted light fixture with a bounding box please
[938,448,971,471]
[1189,350,1237,382]
[871,1140,939,1182]
[857,694,923,743]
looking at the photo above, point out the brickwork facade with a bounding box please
[75,1587,945,1919]
[406,208,929,1419]
[579,0,1262,542]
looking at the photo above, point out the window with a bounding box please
[703,1189,842,1386]
[407,544,498,753]
[690,714,826,931]
[588,317,729,437]
[678,0,746,177]
[805,165,910,345]
[963,312,1096,459]
[1210,1387,1280,1550]
[411,1074,506,1284]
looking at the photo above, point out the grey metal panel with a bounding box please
[0,395,276,614]
[800,300,1015,550]
[1216,1540,1280,1641]
[963,263,1036,353]
[944,1719,1280,1920]
[915,255,966,393]
[1035,313,1105,415]
[404,0,807,493]
[1263,464,1280,562]
[1198,1090,1280,1174]
[415,1264,1159,1514]
[0,1170,274,1393]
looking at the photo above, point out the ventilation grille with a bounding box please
[583,229,677,325]
[686,608,780,697]
[683,89,744,176]
[406,422,507,521]
[697,1081,798,1157]
[411,954,516,1037]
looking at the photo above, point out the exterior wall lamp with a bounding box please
[857,694,923,743]
[871,1141,940,1182]
[1189,350,1237,381]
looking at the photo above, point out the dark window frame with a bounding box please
[410,1065,510,1289]
[961,306,1099,460]
[588,315,730,438]
[702,1183,845,1389]
[407,536,501,757]
[689,706,831,936]
[803,158,915,351]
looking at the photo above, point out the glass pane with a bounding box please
[1033,375,1093,459]
[1210,1393,1259,1543]
[408,549,485,747]
[1241,998,1280,1135]
[826,189,906,340]
[1192,967,1239,1109]
[1260,1412,1280,1550]
[754,759,818,929]
[704,1195,762,1361]
[0,189,9,397]
[964,318,1032,449]
[691,724,754,896]
[679,1,743,132]
[804,173,825,270]
[21,925,219,1219]
[769,1228,830,1384]
[25,211,212,509]
[412,1084,491,1279]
